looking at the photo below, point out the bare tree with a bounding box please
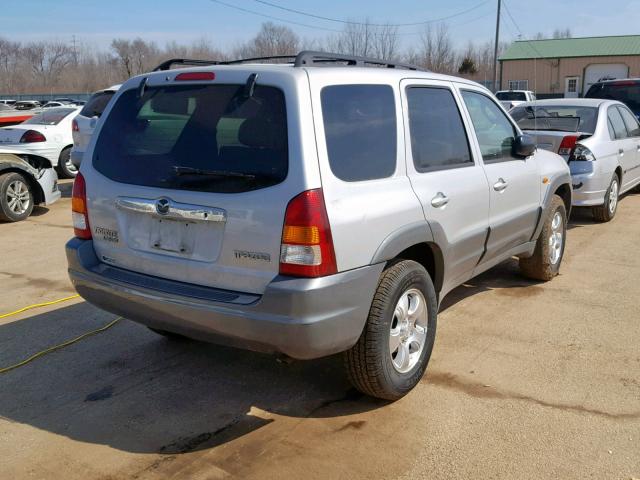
[417,23,455,73]
[23,41,74,89]
[237,22,299,58]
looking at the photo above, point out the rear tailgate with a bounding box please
[83,67,318,295]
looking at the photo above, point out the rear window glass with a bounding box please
[496,91,527,101]
[23,108,76,125]
[80,91,115,118]
[93,84,288,194]
[510,105,598,133]
[321,84,396,181]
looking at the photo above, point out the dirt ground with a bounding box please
[0,179,638,480]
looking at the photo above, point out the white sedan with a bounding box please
[0,106,81,178]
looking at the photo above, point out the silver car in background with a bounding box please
[511,99,640,221]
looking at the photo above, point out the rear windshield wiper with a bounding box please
[173,166,256,179]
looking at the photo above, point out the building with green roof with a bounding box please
[499,35,640,97]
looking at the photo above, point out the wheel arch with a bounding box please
[371,222,445,296]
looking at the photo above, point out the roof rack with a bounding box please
[153,58,222,71]
[294,51,423,71]
[153,51,425,72]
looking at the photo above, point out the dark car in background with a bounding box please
[585,79,640,118]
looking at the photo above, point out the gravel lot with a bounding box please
[1,179,639,479]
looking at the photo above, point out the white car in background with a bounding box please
[495,89,536,110]
[0,106,81,178]
[71,84,120,167]
[511,98,640,222]
[0,147,61,222]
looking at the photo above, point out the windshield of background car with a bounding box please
[23,108,76,125]
[496,91,527,101]
[93,83,288,194]
[586,82,640,113]
[510,105,598,133]
[80,91,115,118]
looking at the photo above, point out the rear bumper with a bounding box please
[570,170,609,207]
[66,239,383,359]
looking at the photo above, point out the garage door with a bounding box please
[584,64,629,91]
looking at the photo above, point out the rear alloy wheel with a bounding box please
[592,175,619,222]
[0,172,34,222]
[344,260,437,400]
[57,147,77,179]
[519,194,567,281]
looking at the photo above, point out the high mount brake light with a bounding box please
[175,72,216,81]
[279,189,337,278]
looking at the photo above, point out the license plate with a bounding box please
[149,218,196,254]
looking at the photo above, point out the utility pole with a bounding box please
[492,0,501,92]
[72,35,78,65]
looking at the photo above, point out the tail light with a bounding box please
[72,119,79,132]
[19,130,46,143]
[279,189,337,277]
[71,172,92,239]
[558,135,578,156]
[569,144,596,162]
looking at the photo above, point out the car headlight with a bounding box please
[569,144,595,162]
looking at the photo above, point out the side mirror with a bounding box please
[512,134,536,158]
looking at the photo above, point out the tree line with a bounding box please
[0,22,570,94]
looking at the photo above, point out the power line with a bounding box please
[249,0,491,27]
[209,0,495,37]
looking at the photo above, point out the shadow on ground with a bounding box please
[0,301,383,455]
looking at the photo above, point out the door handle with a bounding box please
[619,148,624,156]
[493,178,509,192]
[431,192,449,208]
[636,144,640,151]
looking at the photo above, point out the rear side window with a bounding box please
[321,84,396,181]
[93,84,288,193]
[608,106,628,139]
[586,82,640,113]
[617,106,640,137]
[406,87,472,171]
[80,91,115,118]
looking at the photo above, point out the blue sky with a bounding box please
[3,0,640,51]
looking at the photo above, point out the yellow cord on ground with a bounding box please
[0,294,80,319]
[0,317,122,374]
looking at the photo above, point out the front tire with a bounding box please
[0,172,34,222]
[344,260,437,401]
[56,147,77,179]
[519,194,567,281]
[592,174,619,222]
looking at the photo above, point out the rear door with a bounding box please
[616,105,640,186]
[400,79,490,292]
[84,69,316,295]
[458,87,540,266]
[608,106,637,188]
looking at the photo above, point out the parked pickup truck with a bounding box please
[496,90,537,110]
[66,52,572,400]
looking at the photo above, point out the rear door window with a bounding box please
[80,91,115,118]
[406,86,472,171]
[608,106,628,140]
[617,106,640,137]
[321,84,396,181]
[93,83,288,193]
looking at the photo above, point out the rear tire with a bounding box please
[344,260,437,401]
[0,172,34,222]
[592,174,619,222]
[519,194,566,281]
[56,147,77,179]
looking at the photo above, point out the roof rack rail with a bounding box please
[153,58,222,72]
[152,51,425,73]
[294,51,424,71]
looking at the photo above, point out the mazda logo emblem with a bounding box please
[156,198,170,215]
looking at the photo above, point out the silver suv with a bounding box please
[66,52,572,400]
